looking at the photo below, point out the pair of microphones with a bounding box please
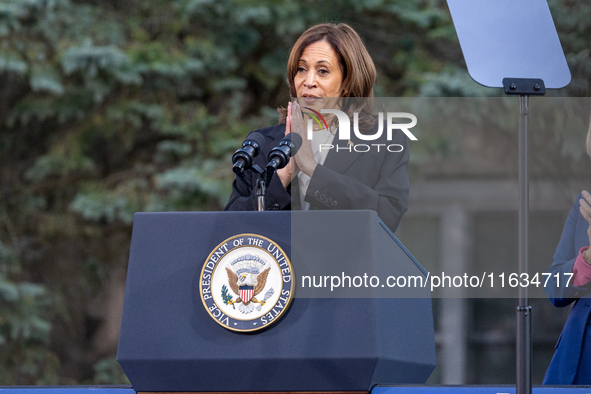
[231,132,303,186]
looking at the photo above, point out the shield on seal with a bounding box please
[239,285,254,303]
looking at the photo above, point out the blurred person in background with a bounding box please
[544,118,591,385]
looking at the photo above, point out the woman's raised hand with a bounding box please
[276,102,299,188]
[289,101,317,177]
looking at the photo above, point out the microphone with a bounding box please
[266,133,303,171]
[232,132,266,175]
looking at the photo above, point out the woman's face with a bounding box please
[294,40,343,110]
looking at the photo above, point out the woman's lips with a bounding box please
[303,96,321,104]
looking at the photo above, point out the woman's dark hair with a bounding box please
[278,23,377,131]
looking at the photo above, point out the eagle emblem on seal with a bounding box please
[200,234,294,331]
[223,254,274,314]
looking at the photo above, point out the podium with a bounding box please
[117,210,435,392]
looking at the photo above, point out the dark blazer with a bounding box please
[543,193,591,384]
[224,123,410,232]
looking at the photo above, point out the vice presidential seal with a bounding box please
[199,234,294,332]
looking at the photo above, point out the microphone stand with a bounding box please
[253,133,300,211]
[251,164,266,211]
[256,178,266,211]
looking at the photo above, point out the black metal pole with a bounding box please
[256,177,266,211]
[516,94,532,394]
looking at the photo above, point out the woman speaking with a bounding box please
[225,23,409,232]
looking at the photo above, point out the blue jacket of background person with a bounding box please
[544,193,591,384]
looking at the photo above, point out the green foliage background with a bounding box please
[0,0,590,385]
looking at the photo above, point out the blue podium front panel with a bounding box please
[117,211,435,392]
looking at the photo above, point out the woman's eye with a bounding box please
[319,69,329,75]
[297,67,306,73]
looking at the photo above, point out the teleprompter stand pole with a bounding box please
[517,94,532,394]
[504,78,545,394]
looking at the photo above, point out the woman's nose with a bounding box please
[303,71,316,88]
